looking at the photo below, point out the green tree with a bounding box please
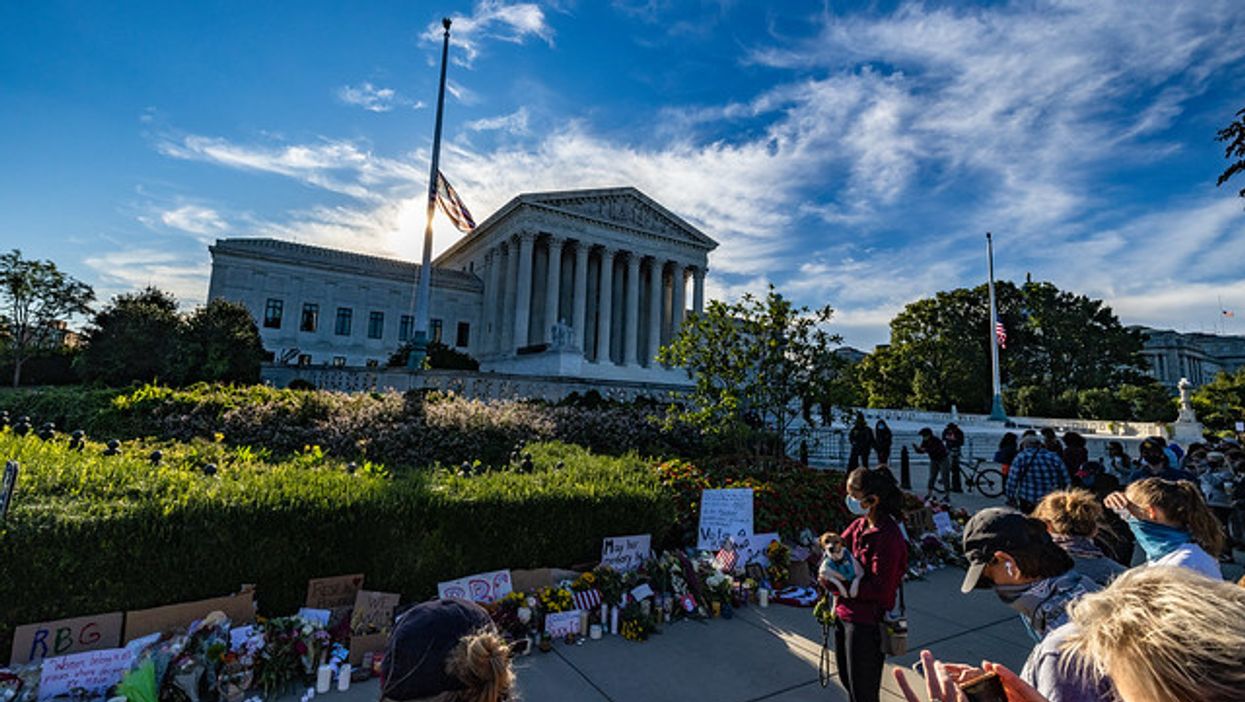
[1191,368,1245,433]
[181,299,267,384]
[79,287,184,385]
[0,249,95,387]
[1217,107,1245,201]
[859,280,1149,413]
[657,285,844,455]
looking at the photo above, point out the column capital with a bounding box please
[598,244,619,258]
[626,252,642,269]
[546,233,565,247]
[692,266,707,280]
[515,230,538,243]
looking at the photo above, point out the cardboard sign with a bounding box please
[600,534,651,572]
[437,570,513,604]
[1,461,17,522]
[543,611,583,638]
[629,584,654,601]
[933,511,956,535]
[348,633,388,667]
[305,574,365,610]
[10,612,124,665]
[350,591,400,635]
[511,568,579,594]
[733,532,779,569]
[697,488,754,550]
[905,507,936,536]
[124,590,255,642]
[38,648,134,700]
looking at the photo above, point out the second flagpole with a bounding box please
[409,17,453,370]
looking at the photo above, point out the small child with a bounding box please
[817,532,862,598]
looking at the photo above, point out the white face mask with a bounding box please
[844,495,870,516]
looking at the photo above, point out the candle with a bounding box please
[640,600,651,618]
[609,606,620,635]
[337,664,352,692]
[759,588,769,608]
[578,610,590,636]
[589,624,602,640]
[316,665,332,694]
[600,602,608,627]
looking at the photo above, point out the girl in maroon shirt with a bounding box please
[824,467,909,702]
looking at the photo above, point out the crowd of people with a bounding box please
[370,426,1243,702]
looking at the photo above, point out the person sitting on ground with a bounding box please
[914,427,951,501]
[381,598,515,702]
[1031,489,1125,587]
[895,566,1245,702]
[1060,432,1087,478]
[1005,436,1069,513]
[995,432,1019,477]
[956,507,1112,701]
[1124,438,1196,484]
[1104,477,1225,578]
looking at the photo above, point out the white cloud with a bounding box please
[160,205,228,236]
[337,83,398,112]
[83,248,211,307]
[465,107,530,135]
[428,1,555,67]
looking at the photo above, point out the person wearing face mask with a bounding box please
[1125,438,1195,484]
[822,467,908,702]
[959,508,1113,702]
[1103,477,1225,579]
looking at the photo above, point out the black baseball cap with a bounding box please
[381,598,495,701]
[960,507,1046,594]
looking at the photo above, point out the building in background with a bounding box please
[1137,326,1245,388]
[207,187,716,388]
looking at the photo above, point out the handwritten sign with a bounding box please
[600,534,651,572]
[305,574,365,610]
[1,462,17,522]
[933,511,956,535]
[350,591,400,635]
[297,608,331,626]
[544,611,583,638]
[124,590,255,643]
[10,612,124,665]
[733,532,778,569]
[229,625,255,651]
[437,570,513,604]
[697,488,754,550]
[38,648,134,700]
[629,584,654,601]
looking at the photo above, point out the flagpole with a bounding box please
[408,17,453,370]
[987,232,1007,421]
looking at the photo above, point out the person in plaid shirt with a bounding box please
[1006,435,1069,513]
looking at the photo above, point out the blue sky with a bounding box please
[2,0,1244,349]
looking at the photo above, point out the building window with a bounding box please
[300,303,319,332]
[366,359,380,368]
[456,321,470,348]
[297,354,312,366]
[431,318,443,343]
[263,298,283,329]
[368,311,384,339]
[335,307,353,336]
[399,315,413,342]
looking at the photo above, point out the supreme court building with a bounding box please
[207,187,717,387]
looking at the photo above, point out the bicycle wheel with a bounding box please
[974,468,1005,498]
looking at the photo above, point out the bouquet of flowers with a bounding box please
[536,586,573,614]
[489,591,535,640]
[254,616,328,698]
[591,565,627,607]
[617,601,658,642]
[766,540,791,586]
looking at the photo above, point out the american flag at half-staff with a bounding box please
[435,170,476,233]
[995,321,1007,350]
[571,588,602,611]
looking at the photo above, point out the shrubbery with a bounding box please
[0,433,675,655]
[0,383,706,468]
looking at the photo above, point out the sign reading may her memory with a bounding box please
[600,534,651,572]
[697,488,754,550]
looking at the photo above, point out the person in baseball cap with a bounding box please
[381,598,514,702]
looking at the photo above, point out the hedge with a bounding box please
[0,433,675,657]
[0,383,706,469]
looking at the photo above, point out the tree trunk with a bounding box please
[11,357,21,388]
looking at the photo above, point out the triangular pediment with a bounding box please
[520,187,718,250]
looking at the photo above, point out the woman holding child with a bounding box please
[820,467,908,702]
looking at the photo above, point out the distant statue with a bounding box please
[550,319,575,351]
[1178,377,1193,412]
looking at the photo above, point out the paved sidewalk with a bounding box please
[323,568,1030,702]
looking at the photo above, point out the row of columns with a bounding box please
[479,233,706,367]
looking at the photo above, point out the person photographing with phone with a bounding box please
[823,467,908,702]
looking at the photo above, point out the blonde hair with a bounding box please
[1125,478,1225,556]
[1032,489,1102,537]
[1064,567,1245,702]
[442,629,515,702]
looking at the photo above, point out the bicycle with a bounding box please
[956,456,1006,498]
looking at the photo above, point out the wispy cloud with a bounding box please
[428,1,555,67]
[83,248,211,307]
[159,205,228,236]
[465,107,530,135]
[336,83,425,112]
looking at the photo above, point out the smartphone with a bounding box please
[958,671,1007,702]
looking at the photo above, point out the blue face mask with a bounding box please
[845,495,870,516]
[1127,516,1190,562]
